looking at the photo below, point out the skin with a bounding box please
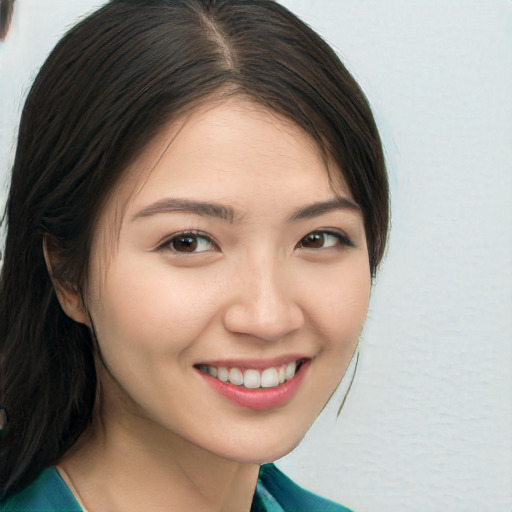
[53,97,371,512]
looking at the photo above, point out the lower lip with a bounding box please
[196,361,310,411]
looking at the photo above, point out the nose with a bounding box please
[222,258,305,342]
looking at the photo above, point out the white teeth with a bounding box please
[217,367,229,382]
[285,361,297,380]
[243,369,261,389]
[199,361,302,388]
[260,367,279,388]
[228,367,244,386]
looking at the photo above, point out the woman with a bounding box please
[0,0,389,510]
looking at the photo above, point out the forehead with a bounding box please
[121,97,346,213]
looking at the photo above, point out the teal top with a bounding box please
[3,464,353,512]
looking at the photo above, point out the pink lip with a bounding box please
[196,359,310,411]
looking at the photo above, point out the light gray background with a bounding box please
[1,1,511,511]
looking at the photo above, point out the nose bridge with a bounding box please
[223,249,304,341]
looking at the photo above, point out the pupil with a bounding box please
[305,233,324,248]
[173,236,197,252]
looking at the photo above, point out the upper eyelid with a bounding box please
[297,229,355,248]
[157,230,218,251]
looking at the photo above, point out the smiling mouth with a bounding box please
[194,359,308,390]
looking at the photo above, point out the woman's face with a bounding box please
[84,97,370,463]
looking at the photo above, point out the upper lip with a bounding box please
[195,355,311,370]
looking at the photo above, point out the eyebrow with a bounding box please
[131,196,360,223]
[288,197,360,222]
[131,198,239,223]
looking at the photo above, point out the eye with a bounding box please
[296,230,354,250]
[161,231,218,254]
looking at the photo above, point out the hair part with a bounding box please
[0,0,388,498]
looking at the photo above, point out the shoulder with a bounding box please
[1,467,82,512]
[256,463,355,512]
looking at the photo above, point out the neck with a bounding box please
[59,376,261,512]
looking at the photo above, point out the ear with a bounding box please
[43,237,89,326]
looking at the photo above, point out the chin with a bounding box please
[219,440,302,466]
[198,421,311,466]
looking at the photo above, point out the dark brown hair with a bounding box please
[0,0,15,41]
[0,0,389,498]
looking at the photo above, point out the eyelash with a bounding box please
[158,229,354,254]
[295,230,355,250]
[158,230,218,254]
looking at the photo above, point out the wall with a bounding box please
[1,1,511,511]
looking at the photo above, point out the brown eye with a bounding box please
[297,230,354,250]
[300,232,326,249]
[166,232,217,253]
[172,235,198,252]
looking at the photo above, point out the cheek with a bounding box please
[89,255,222,361]
[301,258,371,346]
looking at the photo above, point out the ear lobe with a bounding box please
[43,237,89,326]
